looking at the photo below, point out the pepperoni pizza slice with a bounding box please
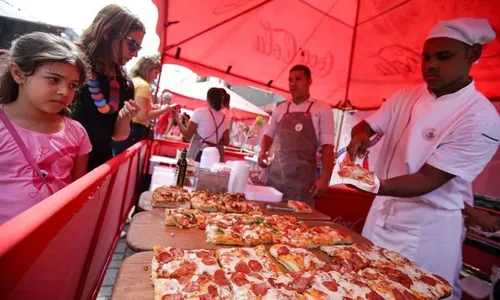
[152,185,191,208]
[302,270,353,300]
[338,271,387,300]
[153,271,232,300]
[377,265,452,300]
[151,246,220,281]
[164,208,209,230]
[358,268,421,300]
[269,244,325,272]
[287,200,313,213]
[228,271,304,300]
[338,161,376,186]
[216,245,282,278]
[320,245,371,272]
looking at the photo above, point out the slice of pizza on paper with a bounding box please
[331,154,380,194]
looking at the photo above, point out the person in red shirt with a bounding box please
[155,91,177,138]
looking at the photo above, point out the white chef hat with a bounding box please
[426,18,496,45]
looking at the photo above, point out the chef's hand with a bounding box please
[118,100,140,120]
[471,211,500,232]
[258,153,269,168]
[347,132,371,161]
[310,176,329,198]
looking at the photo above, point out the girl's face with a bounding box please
[112,30,145,66]
[12,62,80,114]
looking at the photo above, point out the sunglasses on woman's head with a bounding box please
[124,35,142,53]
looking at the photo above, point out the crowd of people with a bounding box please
[0,3,499,299]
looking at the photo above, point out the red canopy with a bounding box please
[153,0,500,110]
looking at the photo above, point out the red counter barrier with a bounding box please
[316,185,375,234]
[0,141,149,300]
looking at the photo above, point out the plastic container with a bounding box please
[228,161,250,193]
[461,276,491,300]
[244,184,283,202]
[199,147,220,170]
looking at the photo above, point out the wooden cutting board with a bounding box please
[126,211,369,252]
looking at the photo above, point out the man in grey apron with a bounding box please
[258,65,334,207]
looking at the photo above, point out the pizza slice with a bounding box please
[269,244,325,272]
[164,208,208,229]
[271,227,311,248]
[241,224,274,246]
[151,247,220,281]
[153,271,232,300]
[320,245,371,272]
[264,215,306,232]
[152,185,191,208]
[220,192,248,213]
[337,271,386,300]
[216,245,282,278]
[304,226,354,248]
[190,190,224,213]
[287,200,313,213]
[378,264,452,300]
[205,223,244,246]
[321,244,410,270]
[303,270,353,300]
[228,272,304,300]
[338,161,375,186]
[358,267,421,300]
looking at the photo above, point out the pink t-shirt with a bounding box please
[0,113,92,224]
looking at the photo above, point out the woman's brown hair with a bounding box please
[130,55,161,83]
[0,32,87,110]
[77,4,145,74]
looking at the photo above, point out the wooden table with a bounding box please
[111,251,154,300]
[115,234,371,300]
[126,211,368,252]
[137,191,331,221]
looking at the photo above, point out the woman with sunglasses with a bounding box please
[73,4,144,170]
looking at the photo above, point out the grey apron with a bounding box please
[265,101,318,207]
[187,108,225,162]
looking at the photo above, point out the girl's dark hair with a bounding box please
[207,87,223,111]
[0,32,87,111]
[77,4,145,74]
[130,55,161,82]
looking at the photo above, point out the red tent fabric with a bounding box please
[153,0,500,110]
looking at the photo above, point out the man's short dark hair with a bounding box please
[290,64,311,79]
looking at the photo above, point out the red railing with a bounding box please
[0,141,149,300]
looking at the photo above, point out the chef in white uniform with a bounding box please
[347,18,500,300]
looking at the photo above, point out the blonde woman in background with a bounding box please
[114,55,176,153]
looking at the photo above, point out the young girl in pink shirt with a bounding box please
[0,32,92,224]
